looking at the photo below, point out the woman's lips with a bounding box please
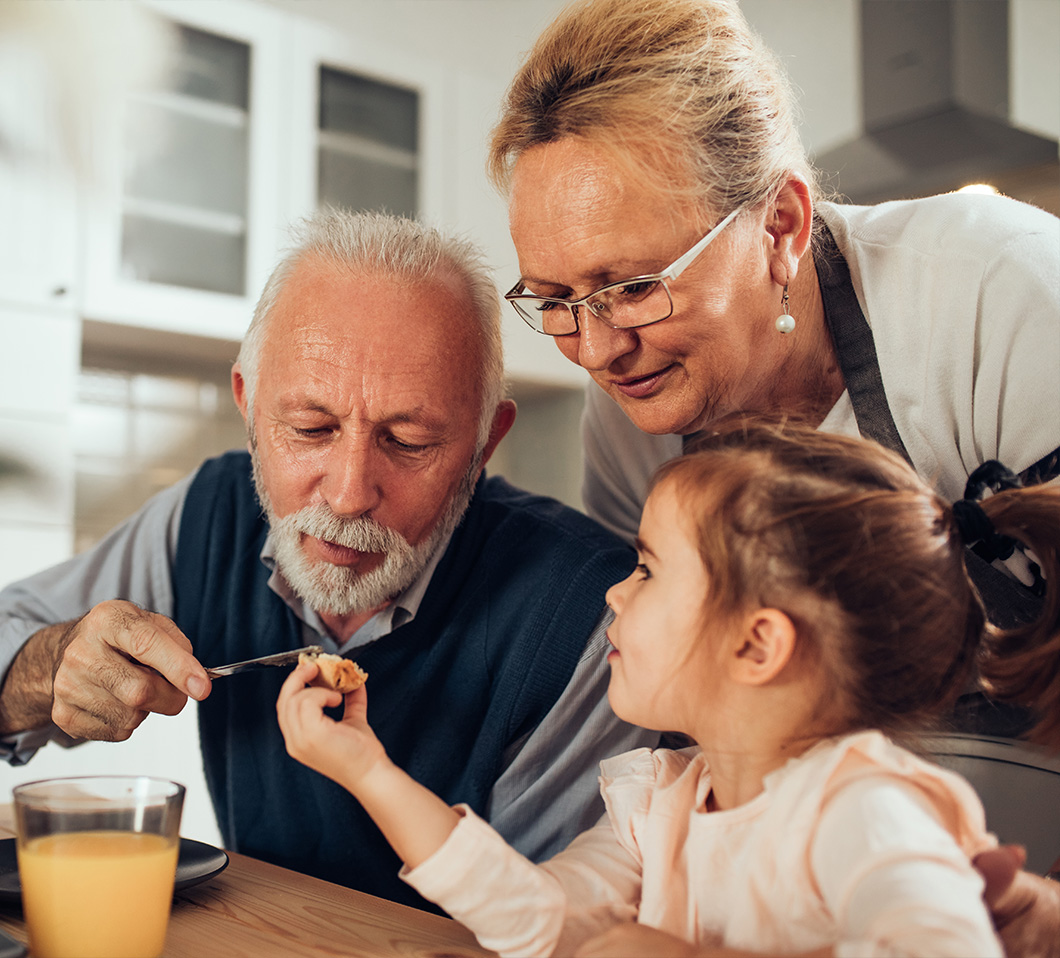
[612,365,674,399]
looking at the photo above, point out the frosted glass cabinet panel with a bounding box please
[170,24,250,108]
[120,216,247,295]
[80,0,285,341]
[124,100,249,216]
[317,67,419,217]
[317,150,418,219]
[319,68,417,150]
[121,24,251,296]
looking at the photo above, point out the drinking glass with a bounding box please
[13,776,185,958]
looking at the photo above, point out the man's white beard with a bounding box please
[252,449,479,617]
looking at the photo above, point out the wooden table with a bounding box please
[0,806,495,957]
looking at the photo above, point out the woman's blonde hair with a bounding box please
[488,0,819,220]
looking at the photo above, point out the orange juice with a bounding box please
[18,830,179,958]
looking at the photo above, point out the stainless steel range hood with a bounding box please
[814,0,1058,205]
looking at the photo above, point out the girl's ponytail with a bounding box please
[668,418,1060,742]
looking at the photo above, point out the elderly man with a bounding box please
[0,210,655,910]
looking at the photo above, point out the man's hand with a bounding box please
[977,846,1060,958]
[0,599,210,740]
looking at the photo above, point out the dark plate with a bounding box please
[0,837,228,905]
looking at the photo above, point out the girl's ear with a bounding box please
[730,609,797,685]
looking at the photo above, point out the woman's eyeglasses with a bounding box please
[504,206,743,336]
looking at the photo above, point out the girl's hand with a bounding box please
[276,660,388,793]
[277,660,460,869]
[977,846,1060,958]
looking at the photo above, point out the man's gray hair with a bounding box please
[238,208,506,450]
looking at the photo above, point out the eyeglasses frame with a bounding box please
[504,206,744,336]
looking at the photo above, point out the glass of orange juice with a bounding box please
[13,776,185,958]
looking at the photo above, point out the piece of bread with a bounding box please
[298,651,368,693]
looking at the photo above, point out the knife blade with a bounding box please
[205,645,323,679]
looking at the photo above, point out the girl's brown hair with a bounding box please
[655,416,1060,745]
[488,0,819,219]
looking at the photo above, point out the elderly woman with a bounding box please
[488,0,1058,581]
[487,3,1059,955]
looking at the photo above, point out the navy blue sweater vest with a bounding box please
[172,451,633,910]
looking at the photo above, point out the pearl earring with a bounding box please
[775,285,796,334]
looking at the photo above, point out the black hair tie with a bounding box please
[953,460,1020,563]
[964,460,1022,499]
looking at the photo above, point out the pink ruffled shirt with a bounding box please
[404,731,1002,957]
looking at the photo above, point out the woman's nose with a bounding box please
[563,310,639,372]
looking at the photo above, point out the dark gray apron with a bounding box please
[814,221,1057,735]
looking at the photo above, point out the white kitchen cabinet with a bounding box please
[80,0,287,342]
[0,305,81,418]
[77,0,464,345]
[0,305,80,584]
[0,36,79,313]
[281,16,446,230]
[0,157,78,312]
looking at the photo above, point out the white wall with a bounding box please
[1011,0,1060,141]
[743,0,862,155]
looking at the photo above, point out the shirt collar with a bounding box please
[259,527,453,654]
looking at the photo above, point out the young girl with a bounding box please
[277,417,1060,958]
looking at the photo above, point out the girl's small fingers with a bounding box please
[292,660,320,684]
[341,684,368,722]
[277,666,335,721]
[291,684,342,713]
[279,662,314,699]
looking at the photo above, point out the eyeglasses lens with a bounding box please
[516,280,674,335]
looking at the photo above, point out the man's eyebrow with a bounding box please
[276,398,449,433]
[383,411,450,435]
[275,397,331,416]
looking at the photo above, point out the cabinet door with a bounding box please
[317,66,420,218]
[0,30,79,312]
[80,0,285,341]
[283,18,446,230]
[0,304,79,581]
[0,155,78,311]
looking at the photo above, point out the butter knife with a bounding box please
[205,645,323,679]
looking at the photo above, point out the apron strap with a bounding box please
[811,220,1053,735]
[813,221,913,465]
[813,219,1060,487]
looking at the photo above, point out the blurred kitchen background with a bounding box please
[2,0,1058,844]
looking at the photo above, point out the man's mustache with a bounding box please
[277,503,411,555]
